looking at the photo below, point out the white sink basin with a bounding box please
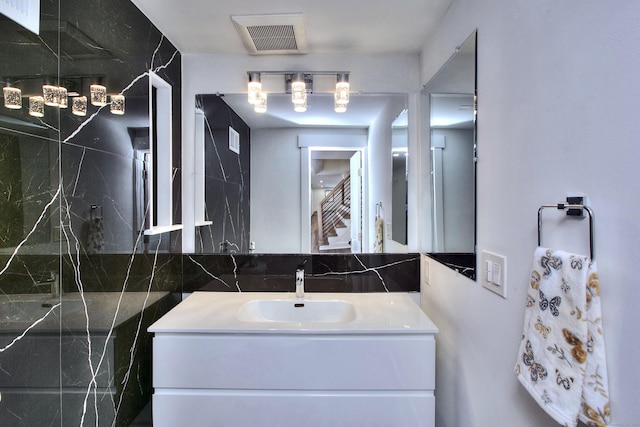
[236,299,356,323]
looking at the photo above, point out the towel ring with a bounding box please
[537,202,594,260]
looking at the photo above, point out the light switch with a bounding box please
[481,250,507,298]
[492,262,501,285]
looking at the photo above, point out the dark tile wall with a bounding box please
[184,253,421,294]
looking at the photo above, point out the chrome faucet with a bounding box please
[295,260,307,299]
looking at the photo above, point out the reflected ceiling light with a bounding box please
[254,92,267,113]
[58,86,68,108]
[72,96,87,116]
[293,97,307,112]
[247,72,262,105]
[28,96,44,117]
[334,93,347,113]
[3,81,22,109]
[110,94,125,115]
[335,73,349,105]
[90,82,107,106]
[291,72,307,106]
[42,83,60,106]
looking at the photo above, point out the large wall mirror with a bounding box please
[192,91,408,255]
[422,30,477,279]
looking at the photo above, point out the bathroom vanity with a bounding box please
[149,292,438,427]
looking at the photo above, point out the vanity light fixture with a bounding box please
[254,92,267,113]
[3,81,22,109]
[247,72,262,105]
[90,81,107,106]
[28,96,45,117]
[72,96,88,116]
[110,94,125,115]
[246,71,349,113]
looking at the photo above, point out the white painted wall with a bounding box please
[420,1,640,426]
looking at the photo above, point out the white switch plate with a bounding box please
[481,250,507,298]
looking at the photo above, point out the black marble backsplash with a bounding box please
[184,253,420,293]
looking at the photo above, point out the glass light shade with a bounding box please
[110,94,125,115]
[291,80,306,105]
[248,81,262,105]
[294,98,307,112]
[90,84,107,106]
[3,86,22,109]
[58,87,68,108]
[254,92,267,113]
[335,81,350,105]
[28,96,45,117]
[72,96,87,116]
[43,84,60,106]
[334,95,347,113]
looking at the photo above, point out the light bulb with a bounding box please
[254,92,267,113]
[58,87,68,108]
[43,84,60,106]
[335,82,349,105]
[72,96,87,116]
[291,73,307,106]
[110,94,125,115]
[29,96,45,117]
[294,98,307,113]
[3,86,22,109]
[334,94,347,113]
[247,73,262,105]
[90,84,107,106]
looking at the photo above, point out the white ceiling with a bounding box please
[131,0,454,55]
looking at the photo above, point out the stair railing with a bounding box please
[316,175,351,245]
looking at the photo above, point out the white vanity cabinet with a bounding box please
[149,292,438,427]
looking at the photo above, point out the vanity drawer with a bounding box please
[152,390,435,427]
[152,333,435,390]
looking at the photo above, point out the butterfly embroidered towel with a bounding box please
[515,247,610,427]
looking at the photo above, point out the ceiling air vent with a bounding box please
[231,14,307,55]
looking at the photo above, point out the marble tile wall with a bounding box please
[184,253,421,294]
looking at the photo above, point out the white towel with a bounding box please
[373,216,384,253]
[515,247,610,427]
[373,203,384,253]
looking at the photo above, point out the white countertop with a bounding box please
[148,292,438,335]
